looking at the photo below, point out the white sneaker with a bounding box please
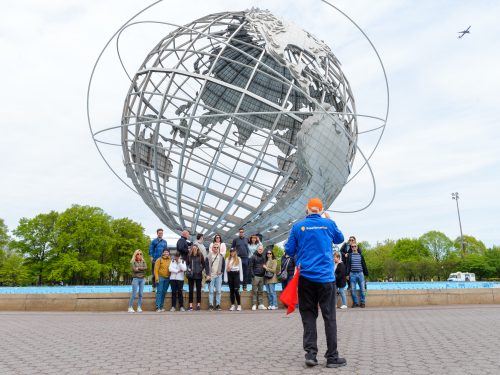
[258,304,266,310]
[137,307,142,313]
[252,304,257,311]
[340,305,347,309]
[160,308,165,312]
[156,309,162,313]
[127,307,135,313]
[180,307,186,312]
[170,307,176,312]
[267,305,272,310]
[272,306,278,310]
[229,305,236,311]
[237,305,242,311]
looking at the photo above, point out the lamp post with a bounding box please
[451,192,465,253]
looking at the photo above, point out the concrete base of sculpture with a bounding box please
[1,288,499,311]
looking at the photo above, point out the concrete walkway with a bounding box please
[1,305,499,374]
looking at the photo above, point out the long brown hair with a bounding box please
[189,244,204,264]
[228,250,240,266]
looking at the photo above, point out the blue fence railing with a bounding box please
[1,281,499,294]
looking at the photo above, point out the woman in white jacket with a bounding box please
[169,253,187,312]
[224,248,244,311]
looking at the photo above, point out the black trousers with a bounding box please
[171,280,184,308]
[227,271,241,305]
[151,262,156,287]
[240,257,249,288]
[188,278,202,304]
[298,276,339,361]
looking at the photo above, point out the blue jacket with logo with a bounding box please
[285,214,344,283]
[149,238,168,260]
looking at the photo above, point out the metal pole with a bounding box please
[451,192,465,253]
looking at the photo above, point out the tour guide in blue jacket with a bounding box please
[285,198,346,368]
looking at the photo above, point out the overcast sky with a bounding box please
[1,0,499,247]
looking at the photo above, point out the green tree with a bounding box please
[440,252,461,280]
[454,235,487,255]
[392,238,430,262]
[419,231,454,262]
[51,205,113,285]
[110,218,150,284]
[484,246,500,279]
[0,249,30,286]
[391,238,431,281]
[364,240,395,281]
[460,253,495,280]
[0,218,9,250]
[11,211,58,285]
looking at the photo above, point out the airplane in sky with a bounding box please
[458,26,471,39]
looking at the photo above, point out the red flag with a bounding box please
[279,267,300,315]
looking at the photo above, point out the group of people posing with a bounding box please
[128,227,296,313]
[128,229,368,313]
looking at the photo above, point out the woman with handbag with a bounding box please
[224,248,244,311]
[279,253,295,290]
[263,249,279,310]
[187,244,205,311]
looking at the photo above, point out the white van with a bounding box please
[447,272,476,282]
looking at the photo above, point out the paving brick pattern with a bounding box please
[0,305,499,374]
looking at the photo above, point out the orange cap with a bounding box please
[307,198,323,213]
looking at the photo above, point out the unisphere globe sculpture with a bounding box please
[121,9,357,244]
[90,7,383,245]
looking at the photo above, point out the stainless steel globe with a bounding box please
[120,9,358,244]
[119,9,357,244]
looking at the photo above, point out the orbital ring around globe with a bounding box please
[87,1,389,245]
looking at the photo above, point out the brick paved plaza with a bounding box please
[1,305,499,374]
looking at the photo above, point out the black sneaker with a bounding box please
[326,357,347,368]
[196,305,201,311]
[352,303,359,308]
[360,303,366,308]
[215,305,222,311]
[208,305,214,311]
[305,358,318,367]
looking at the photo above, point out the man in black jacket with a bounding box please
[345,244,368,308]
[339,236,362,265]
[249,245,266,310]
[231,227,250,290]
[176,230,192,261]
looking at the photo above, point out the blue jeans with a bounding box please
[208,274,222,306]
[155,277,170,309]
[266,283,277,307]
[337,286,347,306]
[129,277,145,308]
[350,272,366,304]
